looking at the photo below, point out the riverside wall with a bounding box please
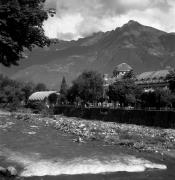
[54,106,175,129]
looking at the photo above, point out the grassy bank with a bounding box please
[11,113,175,156]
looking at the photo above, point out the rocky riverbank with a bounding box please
[9,113,175,156]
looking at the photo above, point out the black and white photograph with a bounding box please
[1,0,175,179]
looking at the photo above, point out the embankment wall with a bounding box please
[54,106,175,128]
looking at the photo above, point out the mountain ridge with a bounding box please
[0,20,175,89]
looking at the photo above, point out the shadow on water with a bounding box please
[0,115,175,180]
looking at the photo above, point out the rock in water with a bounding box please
[0,166,7,175]
[7,166,17,176]
[73,136,85,143]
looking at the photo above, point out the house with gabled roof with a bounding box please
[113,63,133,78]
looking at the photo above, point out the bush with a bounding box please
[27,101,54,116]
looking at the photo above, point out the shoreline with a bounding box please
[9,113,175,157]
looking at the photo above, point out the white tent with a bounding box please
[29,91,58,101]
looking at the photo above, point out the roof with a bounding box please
[136,70,169,81]
[29,91,58,101]
[114,63,133,72]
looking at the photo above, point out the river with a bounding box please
[0,114,175,180]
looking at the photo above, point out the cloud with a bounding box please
[44,0,175,40]
[57,32,76,41]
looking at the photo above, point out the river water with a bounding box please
[0,114,175,180]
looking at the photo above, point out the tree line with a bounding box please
[1,69,175,111]
[59,70,175,109]
[0,74,47,110]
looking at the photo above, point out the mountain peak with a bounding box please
[123,20,141,29]
[127,20,140,25]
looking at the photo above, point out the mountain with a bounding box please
[1,20,175,89]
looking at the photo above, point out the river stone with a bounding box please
[0,166,7,175]
[7,166,17,176]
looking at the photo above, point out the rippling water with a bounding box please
[0,114,174,180]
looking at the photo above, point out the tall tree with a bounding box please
[68,71,103,104]
[59,76,68,104]
[107,80,140,107]
[60,76,68,95]
[21,82,35,104]
[166,69,175,93]
[0,0,49,66]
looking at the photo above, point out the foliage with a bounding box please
[48,93,58,106]
[154,89,172,108]
[27,100,52,115]
[67,71,104,104]
[0,0,49,66]
[166,69,175,93]
[34,83,47,92]
[0,75,24,106]
[122,70,135,80]
[169,93,175,108]
[60,76,68,95]
[140,89,172,108]
[107,79,140,107]
[0,74,48,109]
[59,76,68,104]
[66,85,79,104]
[21,82,35,104]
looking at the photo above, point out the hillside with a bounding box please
[1,20,175,89]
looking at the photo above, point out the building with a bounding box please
[103,63,133,87]
[28,91,60,107]
[103,63,171,92]
[113,63,133,78]
[135,70,170,91]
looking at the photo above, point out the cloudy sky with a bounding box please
[43,0,175,41]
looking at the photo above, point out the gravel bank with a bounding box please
[9,114,175,153]
[9,113,175,156]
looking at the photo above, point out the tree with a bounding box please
[67,71,104,104]
[0,0,49,66]
[166,69,175,93]
[48,93,58,106]
[155,89,172,108]
[107,79,140,107]
[21,82,35,104]
[60,76,68,95]
[123,70,135,80]
[66,85,79,105]
[140,89,172,108]
[59,76,68,104]
[0,74,26,109]
[34,83,47,91]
